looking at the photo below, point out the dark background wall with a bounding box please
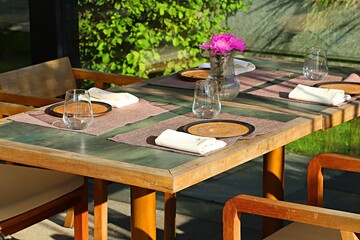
[29,0,80,67]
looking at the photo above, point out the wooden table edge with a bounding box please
[0,139,174,192]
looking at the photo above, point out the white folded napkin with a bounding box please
[88,87,139,108]
[155,129,227,155]
[289,84,351,106]
[198,59,256,75]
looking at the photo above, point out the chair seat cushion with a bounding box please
[0,164,84,221]
[264,222,341,240]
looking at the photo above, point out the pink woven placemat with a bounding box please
[10,99,179,136]
[149,73,196,89]
[109,112,285,156]
[150,68,360,105]
[240,69,293,91]
[247,74,360,102]
[246,74,344,101]
[149,69,293,91]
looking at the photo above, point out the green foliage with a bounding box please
[78,0,252,78]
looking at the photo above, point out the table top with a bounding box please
[243,58,360,129]
[144,57,360,129]
[1,57,357,194]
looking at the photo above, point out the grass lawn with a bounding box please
[287,118,360,157]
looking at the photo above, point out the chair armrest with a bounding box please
[0,91,61,108]
[309,153,360,174]
[72,68,145,89]
[223,194,360,240]
[0,102,35,118]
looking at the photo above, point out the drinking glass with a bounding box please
[63,89,94,130]
[303,47,329,80]
[192,80,221,119]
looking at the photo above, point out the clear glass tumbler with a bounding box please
[192,80,221,119]
[63,89,94,130]
[303,47,329,80]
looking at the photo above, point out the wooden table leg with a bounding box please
[164,193,176,240]
[131,186,156,240]
[94,179,108,240]
[262,146,285,238]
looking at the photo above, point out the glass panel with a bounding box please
[78,1,360,77]
[77,1,252,78]
[0,0,31,72]
[229,1,360,67]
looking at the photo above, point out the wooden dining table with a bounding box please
[0,57,359,240]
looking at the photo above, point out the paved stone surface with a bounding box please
[9,153,360,239]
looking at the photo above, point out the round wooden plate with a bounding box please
[46,101,112,117]
[314,82,360,95]
[177,68,210,82]
[183,120,255,138]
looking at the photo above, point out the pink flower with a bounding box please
[200,33,246,54]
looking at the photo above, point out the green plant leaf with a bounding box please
[78,0,252,78]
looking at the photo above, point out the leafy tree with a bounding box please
[78,0,251,78]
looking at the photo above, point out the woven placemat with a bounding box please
[149,69,293,91]
[10,99,179,136]
[246,74,343,101]
[314,73,360,95]
[109,112,285,156]
[246,73,360,105]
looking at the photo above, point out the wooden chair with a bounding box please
[223,153,360,240]
[0,57,145,234]
[0,164,88,239]
[0,56,144,113]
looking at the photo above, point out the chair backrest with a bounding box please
[0,56,145,118]
[0,57,77,98]
[307,153,360,207]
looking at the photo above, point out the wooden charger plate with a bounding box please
[177,68,210,82]
[183,120,255,138]
[46,101,112,117]
[314,82,360,95]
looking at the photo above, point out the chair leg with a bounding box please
[74,180,89,240]
[64,208,74,228]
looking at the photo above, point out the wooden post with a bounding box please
[262,146,285,238]
[131,186,156,240]
[94,179,108,240]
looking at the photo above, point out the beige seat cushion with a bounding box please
[0,164,84,221]
[264,222,341,240]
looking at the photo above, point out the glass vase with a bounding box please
[205,51,240,101]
